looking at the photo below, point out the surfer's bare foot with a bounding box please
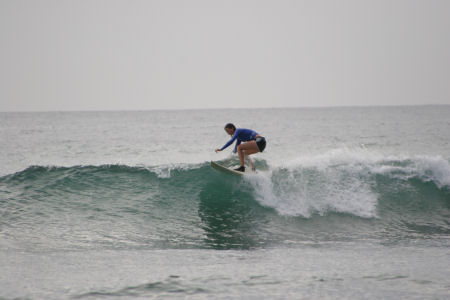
[234,166,245,172]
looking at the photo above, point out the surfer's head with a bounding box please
[224,123,236,136]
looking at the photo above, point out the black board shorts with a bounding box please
[255,136,266,152]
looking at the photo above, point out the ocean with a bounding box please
[0,106,449,299]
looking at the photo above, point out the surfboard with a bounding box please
[210,161,255,176]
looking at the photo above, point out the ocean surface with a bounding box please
[0,106,449,299]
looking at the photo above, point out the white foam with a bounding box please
[245,148,450,218]
[246,168,377,218]
[410,156,450,188]
[145,162,205,179]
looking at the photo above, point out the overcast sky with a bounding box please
[1,0,449,111]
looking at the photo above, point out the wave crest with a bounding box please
[246,149,450,218]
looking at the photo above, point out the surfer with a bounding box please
[215,123,266,172]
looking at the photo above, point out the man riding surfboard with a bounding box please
[215,123,266,172]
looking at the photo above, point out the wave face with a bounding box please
[1,150,449,250]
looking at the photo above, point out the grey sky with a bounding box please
[1,0,449,111]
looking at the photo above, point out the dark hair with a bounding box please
[224,123,236,131]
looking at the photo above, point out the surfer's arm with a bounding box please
[220,132,238,151]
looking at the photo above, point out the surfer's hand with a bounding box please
[215,148,222,153]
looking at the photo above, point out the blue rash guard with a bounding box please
[220,128,258,153]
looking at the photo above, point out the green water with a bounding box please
[0,106,449,299]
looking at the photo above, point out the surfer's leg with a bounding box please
[236,141,259,167]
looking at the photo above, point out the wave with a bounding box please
[1,150,449,218]
[0,149,449,250]
[245,149,450,218]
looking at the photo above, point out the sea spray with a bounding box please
[245,149,450,219]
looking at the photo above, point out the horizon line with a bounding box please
[0,103,449,113]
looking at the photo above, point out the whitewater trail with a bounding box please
[244,148,450,218]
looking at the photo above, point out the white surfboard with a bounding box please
[210,161,255,176]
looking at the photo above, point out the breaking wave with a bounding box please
[0,149,449,250]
